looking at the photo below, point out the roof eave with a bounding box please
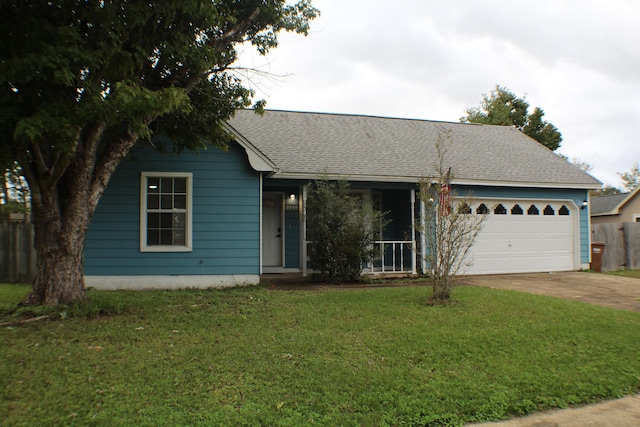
[269,172,600,189]
[221,121,277,172]
[453,179,601,190]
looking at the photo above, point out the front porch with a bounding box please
[261,182,421,277]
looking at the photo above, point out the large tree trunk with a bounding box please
[19,124,139,306]
[22,189,91,306]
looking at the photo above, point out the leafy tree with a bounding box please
[0,0,318,305]
[461,85,563,151]
[590,185,622,197]
[306,179,386,283]
[570,157,593,174]
[617,162,640,192]
[418,133,488,302]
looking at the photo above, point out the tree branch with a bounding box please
[88,117,155,212]
[209,7,261,52]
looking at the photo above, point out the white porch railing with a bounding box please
[304,240,417,276]
[367,240,416,274]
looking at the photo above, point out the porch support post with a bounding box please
[410,188,416,274]
[259,173,263,275]
[420,197,427,274]
[302,185,308,277]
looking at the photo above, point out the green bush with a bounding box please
[306,179,386,282]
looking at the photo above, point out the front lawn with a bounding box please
[1,284,640,426]
[606,269,640,279]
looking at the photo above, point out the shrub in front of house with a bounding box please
[306,179,386,283]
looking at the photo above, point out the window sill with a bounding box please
[140,246,193,253]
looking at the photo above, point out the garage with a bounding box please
[463,199,578,275]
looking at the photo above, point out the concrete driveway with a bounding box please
[462,271,640,427]
[460,271,640,313]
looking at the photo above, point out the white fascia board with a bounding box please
[451,179,601,190]
[220,121,277,172]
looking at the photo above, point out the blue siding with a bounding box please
[84,143,261,276]
[454,185,591,265]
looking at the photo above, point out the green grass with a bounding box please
[2,284,640,427]
[606,269,640,279]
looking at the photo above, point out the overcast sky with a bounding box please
[236,0,639,188]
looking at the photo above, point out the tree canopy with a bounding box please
[0,0,317,305]
[590,185,622,197]
[618,162,640,192]
[461,85,563,151]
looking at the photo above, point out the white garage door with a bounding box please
[463,200,577,275]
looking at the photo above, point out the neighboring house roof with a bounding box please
[591,187,640,216]
[226,109,601,188]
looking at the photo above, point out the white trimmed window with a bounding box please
[140,172,193,252]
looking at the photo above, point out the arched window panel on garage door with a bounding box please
[527,205,539,215]
[559,205,570,215]
[494,204,507,215]
[476,203,489,214]
[511,204,523,215]
[543,205,555,215]
[457,202,472,214]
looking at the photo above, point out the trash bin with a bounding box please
[591,242,605,273]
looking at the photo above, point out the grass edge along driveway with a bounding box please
[1,284,640,427]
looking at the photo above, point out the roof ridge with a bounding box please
[239,108,515,128]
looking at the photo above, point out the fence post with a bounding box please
[0,221,37,283]
[623,223,640,270]
[0,222,7,282]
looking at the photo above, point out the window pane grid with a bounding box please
[146,176,188,247]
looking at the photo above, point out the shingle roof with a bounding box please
[227,110,601,188]
[590,186,640,216]
[590,193,629,215]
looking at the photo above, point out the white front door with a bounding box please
[262,193,283,267]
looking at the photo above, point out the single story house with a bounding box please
[84,110,601,289]
[591,187,640,225]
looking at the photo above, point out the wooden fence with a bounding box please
[0,221,37,283]
[591,222,640,272]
